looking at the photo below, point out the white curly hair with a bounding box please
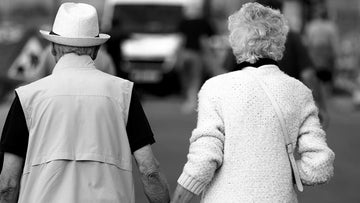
[228,2,289,63]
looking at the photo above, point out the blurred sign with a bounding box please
[0,25,46,85]
[7,36,43,81]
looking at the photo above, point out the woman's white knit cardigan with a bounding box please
[178,65,335,203]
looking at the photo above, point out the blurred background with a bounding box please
[0,0,359,202]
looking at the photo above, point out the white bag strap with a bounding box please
[245,70,303,192]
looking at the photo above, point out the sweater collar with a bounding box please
[234,58,278,71]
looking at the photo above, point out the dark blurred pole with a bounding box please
[203,0,212,19]
[52,0,60,19]
[2,0,11,22]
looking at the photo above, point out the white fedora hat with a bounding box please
[40,2,110,47]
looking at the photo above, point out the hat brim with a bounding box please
[40,30,110,47]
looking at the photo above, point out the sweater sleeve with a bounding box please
[177,81,225,195]
[296,90,335,186]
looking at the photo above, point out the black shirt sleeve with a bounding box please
[0,92,29,158]
[126,88,155,153]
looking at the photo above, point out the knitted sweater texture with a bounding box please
[178,65,335,202]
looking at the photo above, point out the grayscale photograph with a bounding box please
[0,0,357,202]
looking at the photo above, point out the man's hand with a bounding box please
[171,184,195,203]
[0,153,24,203]
[133,145,170,203]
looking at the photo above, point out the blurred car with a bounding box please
[102,0,202,96]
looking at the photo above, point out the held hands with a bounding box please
[171,184,195,203]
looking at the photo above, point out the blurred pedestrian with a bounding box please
[177,0,215,113]
[0,3,170,203]
[304,0,339,96]
[336,34,360,107]
[172,3,334,202]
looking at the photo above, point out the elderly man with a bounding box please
[0,3,170,203]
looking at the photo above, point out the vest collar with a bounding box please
[52,53,96,74]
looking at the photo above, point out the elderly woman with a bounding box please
[171,3,335,203]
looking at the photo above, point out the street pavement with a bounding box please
[0,94,359,202]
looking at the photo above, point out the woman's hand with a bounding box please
[171,184,195,203]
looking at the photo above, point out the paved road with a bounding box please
[0,94,359,202]
[132,97,200,203]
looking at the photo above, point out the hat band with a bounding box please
[49,30,99,37]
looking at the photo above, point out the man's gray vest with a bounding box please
[16,54,135,203]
